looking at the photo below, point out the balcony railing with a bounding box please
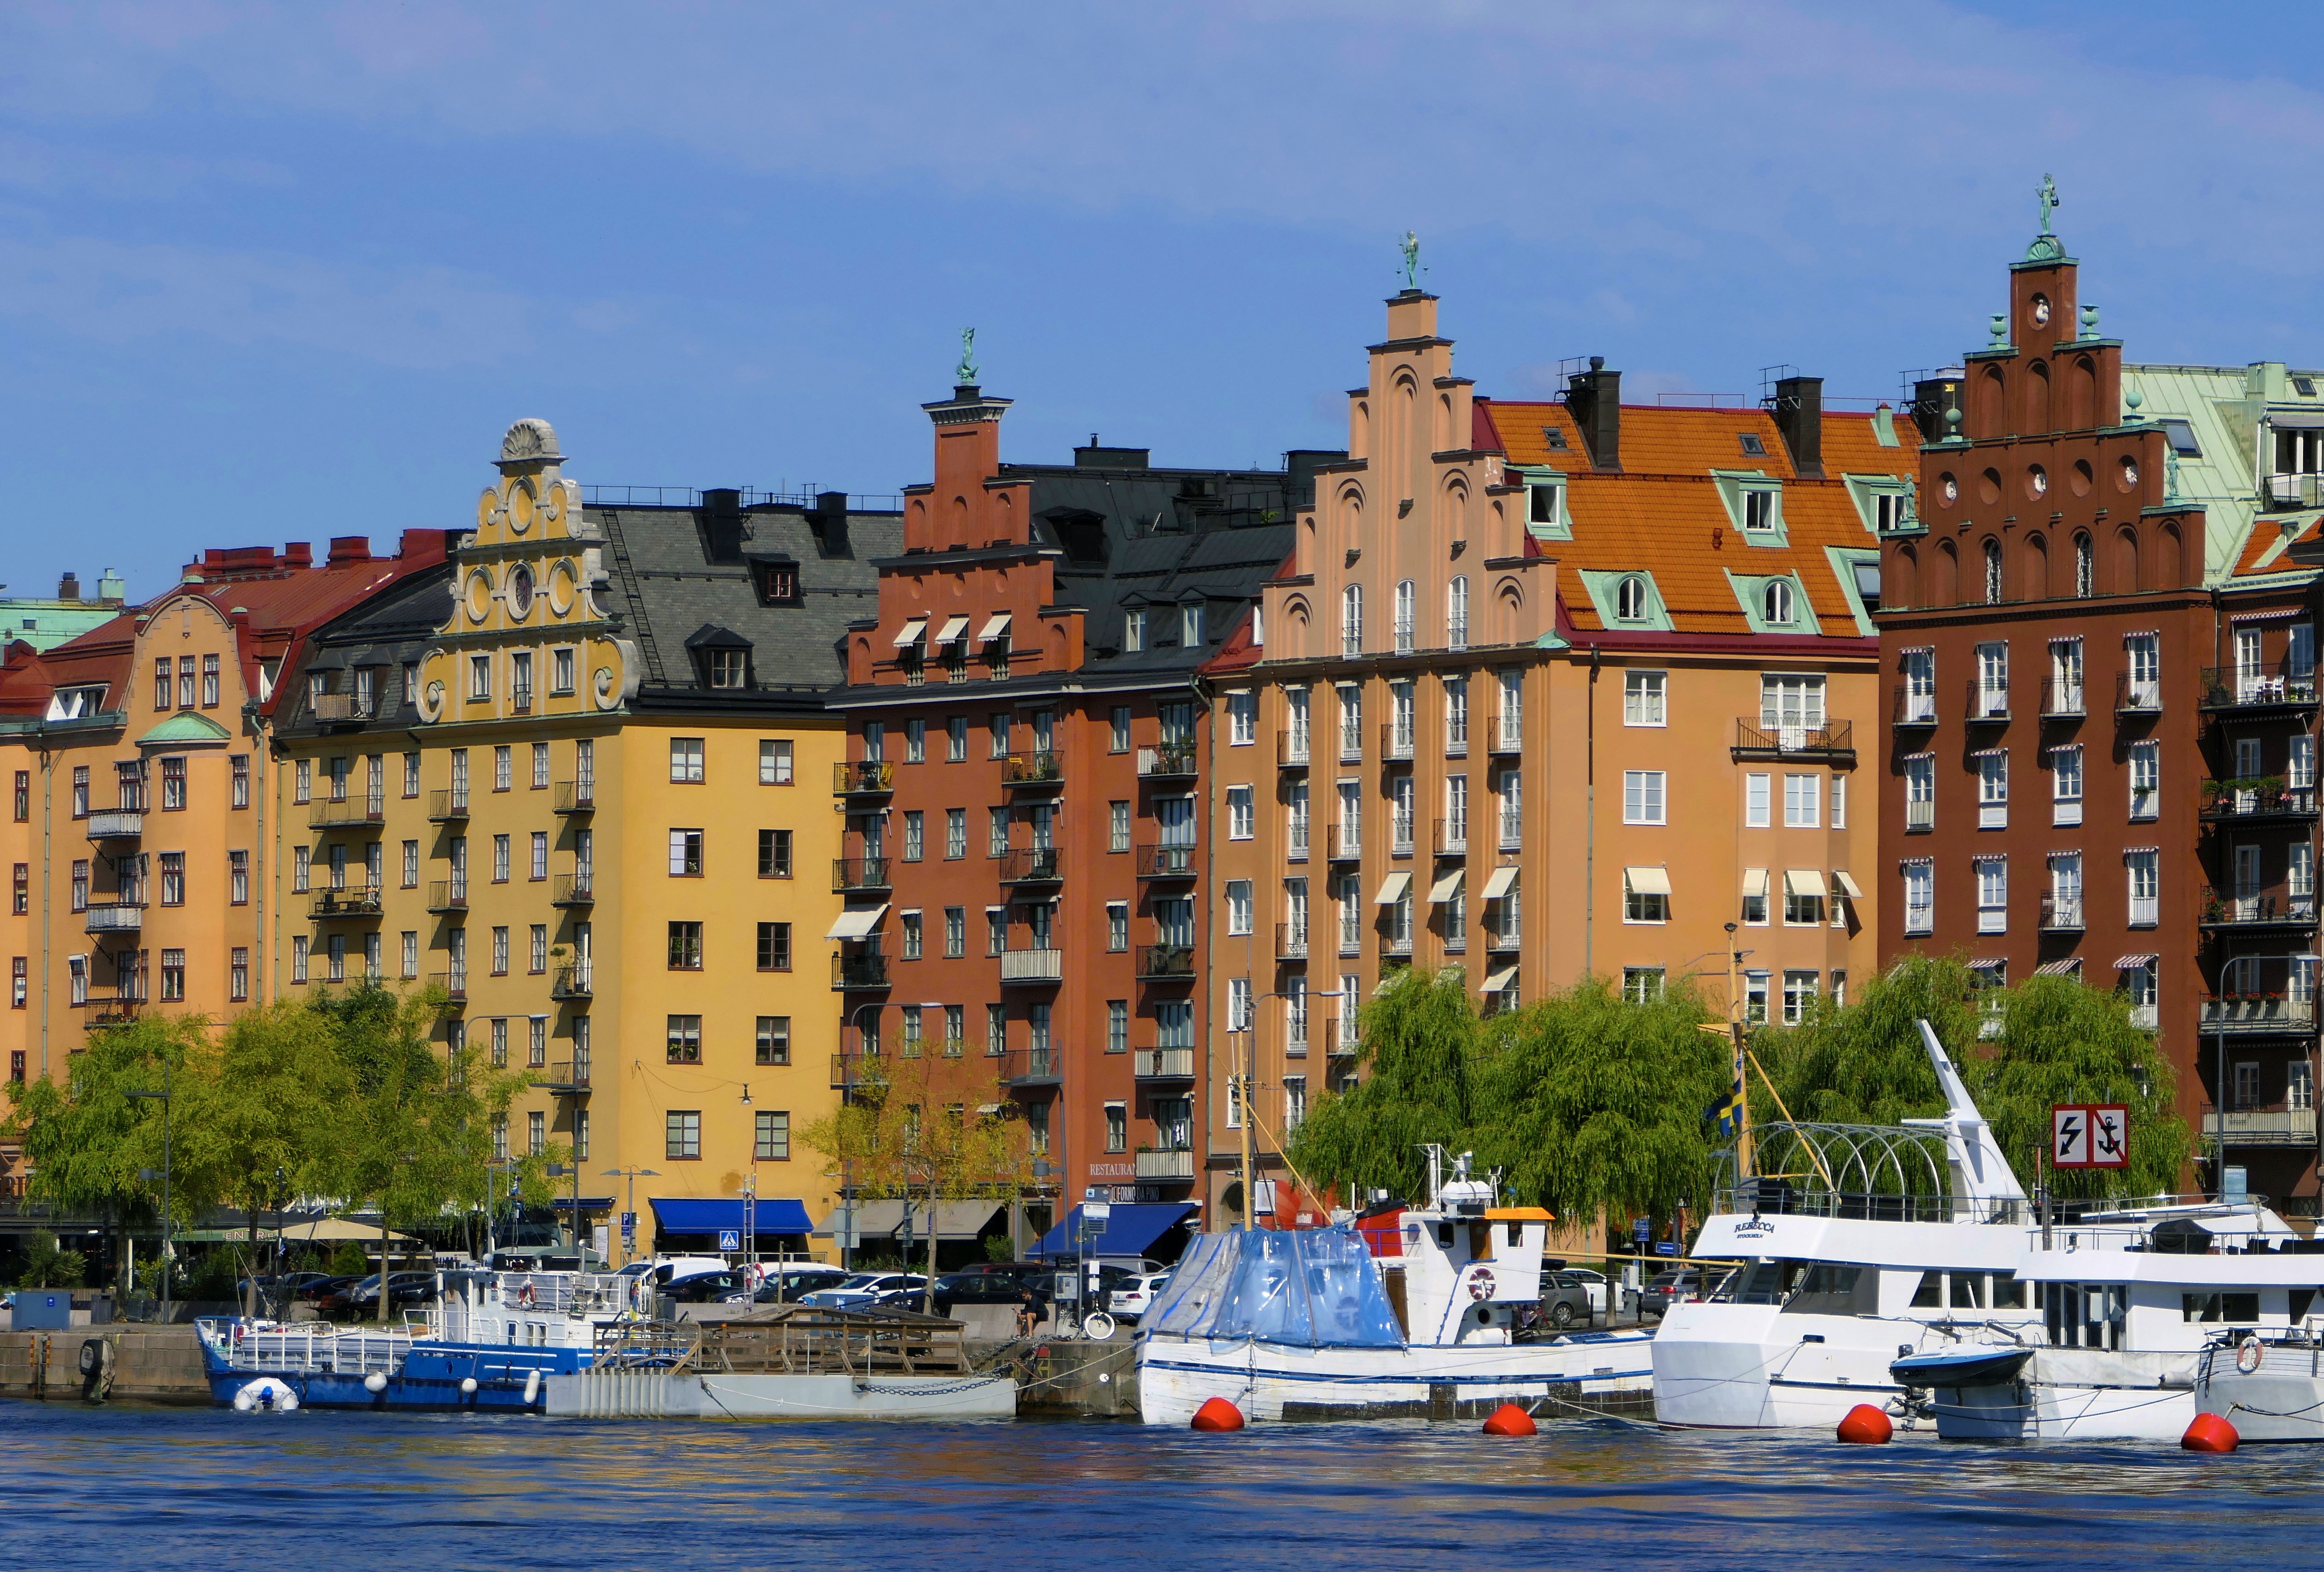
[1135,1047,1196,1079]
[552,872,595,907]
[83,901,143,934]
[1001,752,1063,789]
[86,811,141,841]
[999,1047,1062,1086]
[1274,921,1308,960]
[510,685,533,715]
[1486,924,1521,953]
[2200,995,2318,1034]
[1137,741,1199,779]
[831,951,890,991]
[1732,719,1856,764]
[1380,723,1415,762]
[549,963,592,1000]
[427,790,468,822]
[829,1053,873,1090]
[553,780,595,815]
[832,761,896,796]
[1323,1018,1357,1055]
[2198,1102,2320,1146]
[2199,782,2320,823]
[1966,681,2010,722]
[310,692,374,723]
[832,857,893,893]
[1136,943,1196,980]
[2199,662,2318,713]
[998,947,1063,984]
[426,880,466,913]
[1339,728,1363,764]
[2265,471,2324,510]
[1134,1147,1196,1181]
[1136,843,1197,880]
[2201,890,2321,930]
[311,887,383,920]
[1893,686,1938,727]
[430,968,467,1002]
[2115,671,2164,716]
[308,800,384,829]
[1434,819,1468,856]
[1331,828,1362,861]
[1278,732,1311,768]
[539,1057,591,1094]
[1906,799,1934,832]
[1489,725,1522,755]
[2040,894,2084,931]
[2041,678,2085,719]
[998,847,1063,885]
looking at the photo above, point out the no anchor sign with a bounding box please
[2052,1104,2131,1169]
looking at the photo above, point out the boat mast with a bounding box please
[1727,921,1752,1180]
[1238,1027,1256,1231]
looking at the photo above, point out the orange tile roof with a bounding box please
[1482,399,1920,639]
[2229,513,2322,579]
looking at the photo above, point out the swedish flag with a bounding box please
[1706,1076,1744,1137]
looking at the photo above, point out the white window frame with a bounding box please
[1624,669,1667,727]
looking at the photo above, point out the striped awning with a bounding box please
[2114,953,2158,968]
[2033,958,2083,977]
[933,615,970,645]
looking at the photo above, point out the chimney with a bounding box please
[701,488,745,564]
[810,491,850,557]
[97,569,125,602]
[56,572,79,601]
[281,542,313,568]
[1911,375,1963,443]
[1771,375,1824,479]
[327,535,373,564]
[1566,357,1621,471]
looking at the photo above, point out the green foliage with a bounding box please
[1288,969,1478,1203]
[798,1056,1028,1204]
[17,1230,86,1289]
[328,1241,369,1278]
[186,1248,242,1302]
[1753,955,1979,1128]
[982,1231,1015,1263]
[1983,977,2189,1198]
[4,1015,207,1222]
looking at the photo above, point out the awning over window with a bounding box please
[825,903,889,940]
[2033,958,2083,977]
[1785,868,1827,898]
[977,612,1013,643]
[1482,967,1519,993]
[816,1200,1005,1246]
[2114,953,2158,968]
[1625,865,1671,896]
[933,615,971,645]
[1374,871,1412,905]
[1029,1201,1197,1261]
[1480,866,1519,901]
[648,1197,814,1237]
[2270,412,2324,429]
[1833,870,1865,900]
[1968,957,2005,970]
[1427,871,1465,904]
[1742,867,1769,898]
[892,617,927,647]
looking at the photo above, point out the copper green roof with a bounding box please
[135,710,233,748]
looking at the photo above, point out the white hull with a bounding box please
[546,1367,1017,1420]
[1652,1302,1986,1430]
[1137,1330,1653,1425]
[1924,1349,2199,1442]
[2200,1367,2324,1442]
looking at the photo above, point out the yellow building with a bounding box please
[271,420,899,1261]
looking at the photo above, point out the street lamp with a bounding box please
[601,1166,659,1266]
[127,1063,172,1322]
[1230,987,1343,1231]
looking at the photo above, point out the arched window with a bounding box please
[1984,539,2004,604]
[2074,533,2093,598]
[1341,584,1363,656]
[1762,579,1794,625]
[1446,576,1469,651]
[1617,576,1648,621]
[1394,579,1416,653]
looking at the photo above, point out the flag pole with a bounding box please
[1727,921,1752,1180]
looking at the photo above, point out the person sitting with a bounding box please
[1016,1283,1050,1338]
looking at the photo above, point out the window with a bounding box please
[1782,970,1819,1026]
[1447,577,1469,650]
[1623,967,1665,1004]
[1341,584,1363,655]
[1615,576,1648,622]
[668,828,704,876]
[1978,751,2009,828]
[228,947,248,1003]
[489,926,509,976]
[290,935,309,984]
[1393,579,1415,653]
[1783,871,1822,927]
[988,713,1010,760]
[666,1111,701,1161]
[1125,608,1146,653]
[1975,642,2009,716]
[1107,800,1131,854]
[293,759,312,806]
[159,852,183,906]
[1497,670,1522,749]
[2129,740,2159,820]
[1741,868,1768,925]
[2051,744,2084,826]
[9,957,21,1008]
[2294,735,2317,791]
[467,655,490,701]
[1783,774,1820,828]
[10,864,23,916]
[987,806,1009,858]
[529,831,547,881]
[1497,768,1522,847]
[1529,478,1563,524]
[2074,533,2094,597]
[668,921,703,969]
[1900,649,1935,723]
[400,931,417,980]
[986,1004,1008,1057]
[2126,850,2159,926]
[529,925,547,974]
[1226,880,1253,936]
[1904,754,1935,832]
[1742,488,1777,531]
[1744,773,1771,828]
[1903,861,1934,935]
[1623,770,1666,825]
[1983,539,2004,604]
[153,657,171,709]
[2159,417,2202,458]
[749,1109,790,1163]
[292,845,310,894]
[1227,785,1254,840]
[670,737,705,783]
[1831,774,1847,829]
[1975,857,2008,934]
[986,908,1007,957]
[662,1014,705,1064]
[756,921,791,971]
[1744,970,1770,1025]
[1761,579,1794,624]
[1183,601,1207,647]
[1287,783,1310,858]
[1625,871,1669,924]
[901,1005,923,1056]
[491,833,510,883]
[1624,670,1666,726]
[945,908,965,958]
[158,948,186,1001]
[1443,677,1467,753]
[1107,902,1129,951]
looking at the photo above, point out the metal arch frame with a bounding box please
[1724,1121,1952,1202]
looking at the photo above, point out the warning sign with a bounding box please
[2052,1104,2130,1169]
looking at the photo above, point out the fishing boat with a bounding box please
[1135,1148,1654,1425]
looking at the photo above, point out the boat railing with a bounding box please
[1710,1182,2028,1227]
[200,1318,419,1376]
[492,1271,637,1317]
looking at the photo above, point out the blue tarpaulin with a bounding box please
[647,1197,813,1236]
[1143,1227,1405,1348]
[1029,1201,1197,1261]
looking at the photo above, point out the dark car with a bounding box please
[658,1269,755,1303]
[300,1275,362,1314]
[346,1272,437,1312]
[1530,1271,1597,1331]
[930,1269,1044,1316]
[1641,1267,1725,1319]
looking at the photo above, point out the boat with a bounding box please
[1652,1022,2041,1430]
[2195,1324,2324,1442]
[1897,1199,2314,1441]
[1135,1148,1655,1425]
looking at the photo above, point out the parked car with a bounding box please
[1107,1271,1173,1324]
[345,1272,436,1311]
[1529,1271,1597,1330]
[658,1269,755,1303]
[798,1272,927,1309]
[930,1269,1046,1316]
[1641,1267,1727,1318]
[1555,1267,1614,1318]
[745,1265,854,1305]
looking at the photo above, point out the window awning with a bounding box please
[2033,958,2083,977]
[2231,607,2311,623]
[1427,870,1465,904]
[1785,868,1828,898]
[1374,871,1412,905]
[892,617,927,647]
[977,612,1013,643]
[647,1197,815,1237]
[1968,957,2006,971]
[1625,865,1671,896]
[2114,953,2158,968]
[816,1199,1005,1246]
[825,903,889,940]
[2270,412,2324,429]
[1028,1201,1197,1261]
[1742,867,1769,898]
[1482,967,1520,993]
[933,615,971,646]
[1832,870,1864,899]
[1970,746,2008,758]
[1481,866,1519,901]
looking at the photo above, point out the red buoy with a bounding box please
[2182,1413,2239,1453]
[1191,1396,1246,1432]
[1836,1403,1893,1444]
[1482,1402,1538,1437]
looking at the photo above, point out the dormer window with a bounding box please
[757,564,797,603]
[1616,576,1648,622]
[1742,490,1777,532]
[1529,482,1562,525]
[1875,492,1909,532]
[2159,419,2202,458]
[1125,608,1146,653]
[712,650,747,688]
[1539,427,1568,451]
[1738,433,1767,458]
[1762,580,1794,625]
[684,624,753,690]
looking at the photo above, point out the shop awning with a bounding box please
[1029,1201,1198,1261]
[1625,865,1671,896]
[1785,868,1828,898]
[1833,870,1864,899]
[977,612,1013,643]
[933,615,971,646]
[276,1216,417,1244]
[2114,953,2158,968]
[892,617,927,647]
[648,1197,814,1237]
[1481,866,1519,901]
[816,1200,1005,1247]
[2033,958,2083,977]
[826,903,888,940]
[1742,868,1769,898]
[1427,870,1465,904]
[1482,967,1519,993]
[1375,871,1412,905]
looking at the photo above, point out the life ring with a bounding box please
[1468,1267,1496,1303]
[745,1263,765,1288]
[2237,1335,2264,1374]
[517,1282,537,1309]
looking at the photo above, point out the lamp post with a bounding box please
[600,1166,659,1266]
[1232,987,1342,1231]
[128,1062,172,1322]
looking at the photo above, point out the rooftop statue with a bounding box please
[956,326,978,387]
[1400,230,1420,290]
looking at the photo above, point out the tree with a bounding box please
[1288,969,1479,1208]
[16,1230,86,1289]
[1753,954,1981,1130]
[1980,975,2188,1200]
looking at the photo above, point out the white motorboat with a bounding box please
[2195,1324,2324,1442]
[1136,1150,1653,1425]
[1653,1023,2041,1430]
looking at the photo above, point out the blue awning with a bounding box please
[647,1197,813,1236]
[1030,1201,1198,1261]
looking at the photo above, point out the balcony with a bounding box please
[83,901,143,934]
[1731,719,1856,766]
[2200,890,2319,933]
[1134,1147,1196,1181]
[2199,662,2318,715]
[553,780,595,815]
[1488,727,1523,757]
[552,872,595,908]
[2264,472,2324,510]
[1338,730,1363,765]
[1329,832,1362,863]
[84,1000,139,1030]
[1434,819,1468,857]
[510,685,533,715]
[538,1057,591,1094]
[310,887,383,920]
[2041,679,2086,720]
[426,880,466,914]
[1274,922,1308,961]
[1485,924,1521,953]
[1380,723,1415,762]
[2115,671,2164,717]
[1965,682,2010,724]
[308,799,384,829]
[1323,1020,1357,1056]
[427,790,469,822]
[429,968,467,1003]
[86,811,141,841]
[829,1053,874,1091]
[1001,752,1063,790]
[998,947,1063,985]
[1906,800,1934,832]
[998,847,1063,886]
[2200,996,2317,1035]
[1892,686,1938,728]
[2199,1103,2320,1146]
[831,951,890,991]
[1382,934,1414,959]
[310,692,374,725]
[1136,843,1197,881]
[999,1048,1062,1087]
[1135,1047,1196,1080]
[832,760,895,797]
[831,857,893,894]
[2040,894,2084,932]
[1137,741,1199,780]
[2199,782,2320,825]
[1136,943,1196,981]
[1278,732,1312,769]
[548,963,592,1000]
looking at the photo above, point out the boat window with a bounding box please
[2048,1282,2126,1349]
[2292,1288,2319,1325]
[1910,1272,1942,1309]
[1506,1221,1522,1248]
[1950,1273,1985,1311]
[1726,1261,1793,1305]
[1437,1223,1455,1250]
[2182,1291,2261,1325]
[1990,1276,2027,1310]
[1780,1264,1876,1316]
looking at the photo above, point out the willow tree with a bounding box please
[1752,954,1982,1131]
[1980,976,2188,1200]
[1469,977,1725,1236]
[1287,968,1478,1209]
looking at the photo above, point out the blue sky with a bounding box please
[7,1,2324,602]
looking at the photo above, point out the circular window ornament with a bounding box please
[2029,466,2048,498]
[2031,293,2050,328]
[1941,473,1959,505]
[2121,456,2141,490]
[507,478,536,534]
[508,564,535,621]
[548,560,577,617]
[465,569,493,623]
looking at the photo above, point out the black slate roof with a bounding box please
[275,563,456,738]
